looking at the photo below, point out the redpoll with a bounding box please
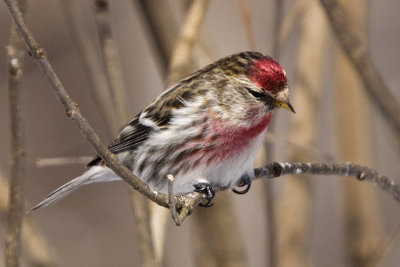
[31,51,294,210]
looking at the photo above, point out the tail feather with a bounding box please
[29,166,118,212]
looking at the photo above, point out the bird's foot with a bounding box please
[193,183,215,207]
[232,175,252,195]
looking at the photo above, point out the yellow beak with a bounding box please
[273,99,296,113]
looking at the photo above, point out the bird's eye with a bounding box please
[249,90,264,99]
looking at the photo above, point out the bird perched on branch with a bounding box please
[31,51,294,211]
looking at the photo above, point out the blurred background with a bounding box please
[0,0,399,266]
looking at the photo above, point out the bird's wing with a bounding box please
[86,79,198,167]
[86,114,158,166]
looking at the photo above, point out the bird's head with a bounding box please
[245,53,295,113]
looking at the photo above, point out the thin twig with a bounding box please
[3,0,400,225]
[167,174,180,225]
[320,0,400,145]
[5,0,27,266]
[167,0,210,86]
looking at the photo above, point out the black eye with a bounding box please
[248,90,264,99]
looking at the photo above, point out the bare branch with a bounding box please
[320,0,400,144]
[5,0,27,266]
[255,162,400,203]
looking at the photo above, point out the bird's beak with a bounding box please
[273,99,296,113]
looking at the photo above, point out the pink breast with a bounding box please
[208,112,272,161]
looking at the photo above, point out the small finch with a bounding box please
[31,51,295,210]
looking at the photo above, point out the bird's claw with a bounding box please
[194,183,215,207]
[232,175,252,195]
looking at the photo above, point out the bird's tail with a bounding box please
[29,166,119,212]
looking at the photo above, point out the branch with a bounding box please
[5,0,27,266]
[255,162,400,202]
[319,0,400,144]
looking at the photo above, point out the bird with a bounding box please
[30,51,295,211]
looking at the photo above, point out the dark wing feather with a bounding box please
[87,115,154,166]
[86,73,195,167]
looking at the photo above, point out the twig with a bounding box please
[320,0,400,144]
[5,0,27,266]
[167,174,180,225]
[167,0,210,86]
[3,0,400,225]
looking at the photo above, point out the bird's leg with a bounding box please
[193,182,215,207]
[232,174,252,195]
